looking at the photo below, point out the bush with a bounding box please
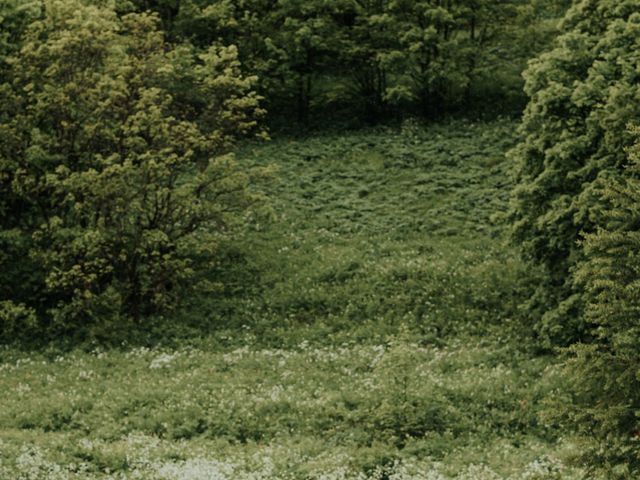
[0,0,265,341]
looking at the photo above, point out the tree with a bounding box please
[339,0,559,120]
[461,0,567,112]
[157,0,343,124]
[555,129,640,478]
[0,0,265,341]
[0,0,41,81]
[333,0,395,120]
[116,0,181,33]
[118,0,568,124]
[263,0,341,123]
[509,0,640,346]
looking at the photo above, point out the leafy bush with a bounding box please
[0,0,265,341]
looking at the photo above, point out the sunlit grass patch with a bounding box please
[0,337,580,478]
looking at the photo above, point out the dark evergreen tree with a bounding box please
[557,129,640,478]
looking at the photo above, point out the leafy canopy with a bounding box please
[0,0,266,341]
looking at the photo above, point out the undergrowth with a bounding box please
[195,118,537,347]
[0,119,580,478]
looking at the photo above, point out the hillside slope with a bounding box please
[0,120,582,479]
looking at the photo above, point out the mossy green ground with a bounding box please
[0,119,582,478]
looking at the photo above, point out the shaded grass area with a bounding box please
[0,119,580,478]
[203,119,533,344]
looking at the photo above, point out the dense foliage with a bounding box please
[552,130,640,478]
[0,0,265,341]
[118,0,569,123]
[509,0,640,346]
[510,1,640,475]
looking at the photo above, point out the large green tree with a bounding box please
[509,0,640,346]
[556,129,640,478]
[0,0,265,341]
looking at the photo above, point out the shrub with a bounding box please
[0,0,265,341]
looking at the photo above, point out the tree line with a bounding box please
[117,0,570,123]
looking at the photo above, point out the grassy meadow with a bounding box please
[0,119,584,479]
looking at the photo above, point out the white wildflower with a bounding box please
[77,370,94,380]
[149,352,179,370]
[155,458,236,480]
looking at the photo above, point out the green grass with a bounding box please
[0,338,578,479]
[0,118,582,478]
[201,118,532,343]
